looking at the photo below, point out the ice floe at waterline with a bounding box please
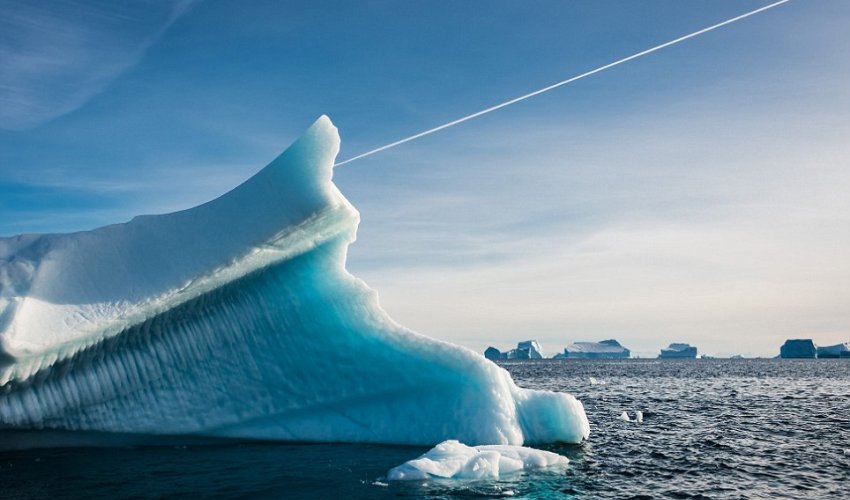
[387,440,568,481]
[0,116,589,448]
[620,411,643,423]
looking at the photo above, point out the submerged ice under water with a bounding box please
[2,359,848,499]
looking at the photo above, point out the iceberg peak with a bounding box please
[0,115,343,367]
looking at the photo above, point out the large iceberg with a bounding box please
[0,116,589,447]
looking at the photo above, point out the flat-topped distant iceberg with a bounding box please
[659,343,698,359]
[558,339,630,359]
[0,116,589,448]
[387,440,568,481]
[779,339,817,359]
[816,342,850,358]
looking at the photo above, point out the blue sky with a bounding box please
[1,1,848,356]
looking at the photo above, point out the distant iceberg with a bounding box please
[483,340,543,360]
[0,116,589,447]
[387,440,568,481]
[513,340,544,359]
[815,342,850,359]
[559,339,630,359]
[659,343,697,359]
[779,339,817,359]
[484,346,503,361]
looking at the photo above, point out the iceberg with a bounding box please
[815,342,850,359]
[512,340,543,359]
[484,347,503,361]
[779,339,817,359]
[560,339,630,359]
[387,439,568,481]
[658,343,698,359]
[0,116,589,448]
[482,340,543,360]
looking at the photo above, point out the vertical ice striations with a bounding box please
[0,116,589,447]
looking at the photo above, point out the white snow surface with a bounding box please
[0,116,590,447]
[387,440,568,481]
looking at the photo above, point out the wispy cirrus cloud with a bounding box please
[0,0,197,130]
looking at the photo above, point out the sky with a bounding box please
[1,0,848,357]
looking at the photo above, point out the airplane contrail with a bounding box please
[334,0,790,167]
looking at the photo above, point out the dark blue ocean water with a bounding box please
[2,359,848,499]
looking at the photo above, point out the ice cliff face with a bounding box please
[0,116,589,448]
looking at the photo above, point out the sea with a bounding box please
[2,359,848,499]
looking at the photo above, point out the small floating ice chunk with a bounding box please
[387,440,568,481]
[621,410,643,423]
